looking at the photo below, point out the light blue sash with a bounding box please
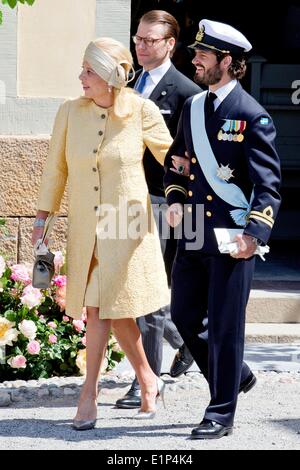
[190,92,253,226]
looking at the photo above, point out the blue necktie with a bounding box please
[135,71,149,94]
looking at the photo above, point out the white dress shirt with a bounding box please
[136,59,172,98]
[209,79,237,111]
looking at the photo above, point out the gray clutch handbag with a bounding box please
[32,215,57,289]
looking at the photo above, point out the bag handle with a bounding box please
[41,213,57,244]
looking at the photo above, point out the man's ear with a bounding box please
[167,37,176,54]
[221,54,233,70]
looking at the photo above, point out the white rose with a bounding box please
[19,319,37,340]
[0,318,19,346]
[0,255,5,278]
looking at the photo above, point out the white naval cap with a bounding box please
[189,19,252,56]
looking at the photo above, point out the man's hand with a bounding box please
[230,234,257,259]
[170,151,190,176]
[166,203,183,228]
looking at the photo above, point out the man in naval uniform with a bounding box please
[164,19,281,439]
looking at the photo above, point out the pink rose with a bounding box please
[54,251,65,272]
[11,264,31,284]
[27,340,41,355]
[48,334,57,344]
[20,285,43,310]
[81,307,87,323]
[47,321,57,329]
[8,355,27,369]
[81,335,87,346]
[55,285,66,311]
[53,275,67,288]
[62,315,70,322]
[73,319,85,333]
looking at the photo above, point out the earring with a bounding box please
[108,85,112,93]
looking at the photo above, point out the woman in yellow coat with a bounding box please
[32,37,173,429]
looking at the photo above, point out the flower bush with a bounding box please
[0,242,124,380]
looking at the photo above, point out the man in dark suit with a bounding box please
[164,19,281,438]
[116,10,201,409]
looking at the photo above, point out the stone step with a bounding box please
[245,322,300,343]
[246,289,300,323]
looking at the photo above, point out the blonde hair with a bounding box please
[92,37,135,119]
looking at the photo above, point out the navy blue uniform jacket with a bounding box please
[164,82,281,253]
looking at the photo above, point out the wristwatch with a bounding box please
[251,237,263,246]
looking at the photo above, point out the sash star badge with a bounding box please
[216,164,234,181]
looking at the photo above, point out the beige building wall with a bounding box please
[18,0,96,98]
[0,0,131,263]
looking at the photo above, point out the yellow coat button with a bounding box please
[207,195,213,201]
[190,174,195,181]
[188,191,193,197]
[206,211,212,217]
[191,158,197,164]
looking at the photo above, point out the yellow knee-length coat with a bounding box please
[37,95,172,319]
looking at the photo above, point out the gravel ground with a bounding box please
[0,371,299,450]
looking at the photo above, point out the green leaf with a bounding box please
[6,0,17,9]
[0,10,2,25]
[4,309,17,322]
[25,0,36,5]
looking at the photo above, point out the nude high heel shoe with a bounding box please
[72,418,97,431]
[133,377,166,419]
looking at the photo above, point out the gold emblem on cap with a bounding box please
[196,25,205,42]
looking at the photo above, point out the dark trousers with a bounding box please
[171,249,255,426]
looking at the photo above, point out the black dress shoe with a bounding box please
[115,383,141,409]
[170,344,194,378]
[191,420,233,440]
[239,372,257,394]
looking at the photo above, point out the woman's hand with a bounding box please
[166,203,183,228]
[170,151,190,177]
[31,226,45,247]
[31,211,49,247]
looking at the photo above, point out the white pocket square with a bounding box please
[160,109,171,115]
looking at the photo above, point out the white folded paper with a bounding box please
[214,228,270,261]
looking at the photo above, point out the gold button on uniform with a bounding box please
[188,191,193,197]
[191,157,197,164]
[206,211,212,217]
[187,207,192,213]
[190,174,195,181]
[207,195,213,201]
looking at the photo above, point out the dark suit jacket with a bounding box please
[131,63,201,196]
[164,82,282,251]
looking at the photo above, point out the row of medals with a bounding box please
[217,130,245,142]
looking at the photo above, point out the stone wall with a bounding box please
[0,137,67,263]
